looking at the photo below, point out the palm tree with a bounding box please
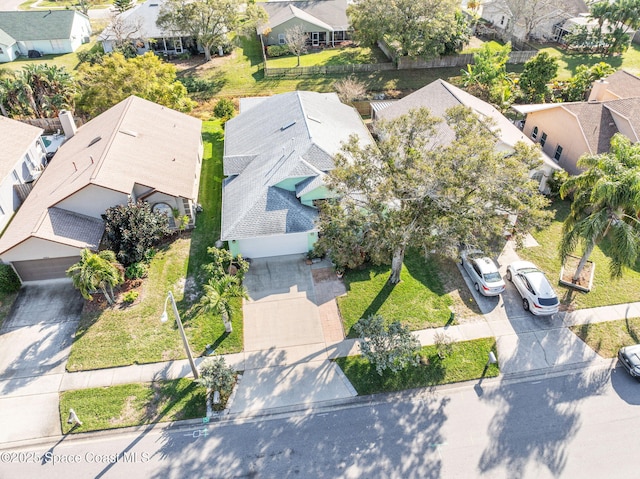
[559,134,640,281]
[197,275,249,333]
[67,249,124,304]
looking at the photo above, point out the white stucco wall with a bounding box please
[55,184,128,219]
[1,237,81,262]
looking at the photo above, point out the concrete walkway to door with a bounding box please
[230,255,356,414]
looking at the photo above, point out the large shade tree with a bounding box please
[559,134,640,281]
[157,0,267,61]
[316,106,551,283]
[75,52,196,117]
[347,0,466,58]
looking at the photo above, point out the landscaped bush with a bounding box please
[179,76,219,94]
[266,45,290,57]
[0,264,21,293]
[122,291,139,303]
[213,98,235,123]
[125,262,148,280]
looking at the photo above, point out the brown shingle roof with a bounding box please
[0,96,202,255]
[563,102,618,154]
[604,97,640,141]
[0,116,43,180]
[602,70,640,99]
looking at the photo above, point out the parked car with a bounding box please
[460,250,505,296]
[506,260,559,315]
[618,344,640,380]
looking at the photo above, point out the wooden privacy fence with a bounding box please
[264,62,396,78]
[20,116,84,133]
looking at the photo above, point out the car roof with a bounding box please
[621,344,640,368]
[510,260,537,272]
[472,257,499,275]
[522,269,556,298]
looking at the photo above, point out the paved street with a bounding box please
[2,367,639,478]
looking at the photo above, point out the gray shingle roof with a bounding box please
[221,91,373,240]
[0,10,87,42]
[564,102,618,154]
[99,0,181,41]
[44,207,105,250]
[259,0,349,34]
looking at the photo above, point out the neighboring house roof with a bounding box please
[375,79,559,169]
[0,10,88,42]
[601,70,640,99]
[0,116,43,181]
[0,95,202,255]
[258,0,349,34]
[221,91,373,240]
[563,102,618,155]
[99,0,180,42]
[0,27,16,46]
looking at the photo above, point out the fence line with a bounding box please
[20,116,84,133]
[264,62,395,78]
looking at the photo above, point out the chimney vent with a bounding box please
[59,110,77,139]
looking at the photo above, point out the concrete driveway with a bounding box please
[232,255,356,413]
[0,281,83,443]
[458,241,601,376]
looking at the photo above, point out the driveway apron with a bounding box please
[0,281,83,443]
[233,255,356,413]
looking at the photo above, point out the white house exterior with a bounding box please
[0,10,91,62]
[0,117,47,233]
[221,91,374,259]
[100,0,199,56]
[0,96,203,282]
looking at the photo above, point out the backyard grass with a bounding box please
[66,120,240,371]
[539,43,640,80]
[1,39,98,73]
[570,318,640,359]
[266,45,388,68]
[179,35,463,101]
[336,337,499,395]
[59,379,206,434]
[338,250,454,337]
[517,200,640,310]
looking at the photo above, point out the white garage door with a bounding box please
[237,233,309,258]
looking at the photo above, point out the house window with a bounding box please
[531,126,538,140]
[12,170,20,183]
[24,152,36,170]
[278,33,285,45]
[554,145,563,161]
[540,132,547,147]
[500,16,505,25]
[0,47,3,54]
[152,202,176,228]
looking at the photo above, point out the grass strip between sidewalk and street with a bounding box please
[336,337,499,396]
[59,379,206,434]
[570,317,640,358]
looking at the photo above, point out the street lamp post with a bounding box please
[161,291,199,379]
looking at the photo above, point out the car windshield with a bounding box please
[539,296,559,306]
[484,272,502,282]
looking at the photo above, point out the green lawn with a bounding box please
[517,200,640,310]
[59,379,206,434]
[266,45,388,68]
[336,337,499,395]
[66,120,240,371]
[570,318,640,359]
[338,250,454,337]
[539,43,640,80]
[182,35,463,100]
[1,39,98,73]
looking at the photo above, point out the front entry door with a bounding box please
[312,32,319,46]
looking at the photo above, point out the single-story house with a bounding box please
[475,0,587,42]
[0,96,203,282]
[221,91,374,259]
[258,0,350,47]
[99,0,200,56]
[374,79,560,191]
[0,117,48,233]
[513,70,640,174]
[0,10,91,63]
